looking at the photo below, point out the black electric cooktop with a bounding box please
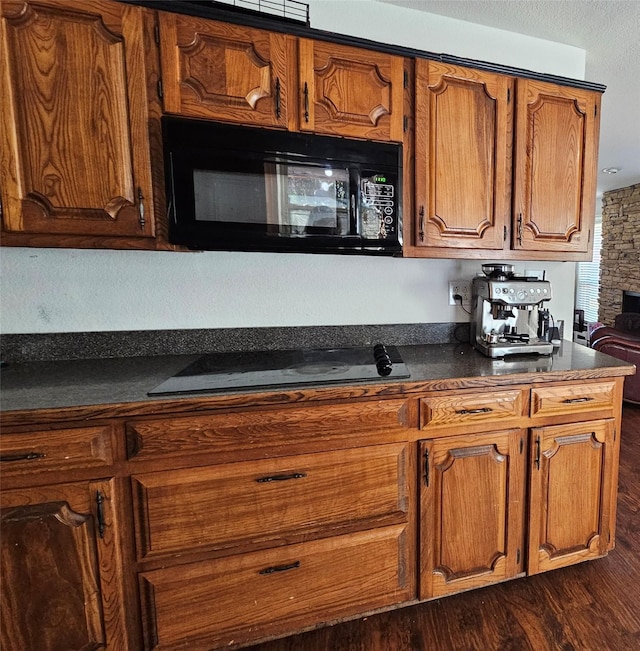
[148,345,410,396]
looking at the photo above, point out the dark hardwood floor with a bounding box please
[247,404,640,651]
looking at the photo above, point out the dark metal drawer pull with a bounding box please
[0,451,46,463]
[259,561,300,575]
[256,472,307,483]
[455,407,493,415]
[96,491,106,539]
[562,397,594,404]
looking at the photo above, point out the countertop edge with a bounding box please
[1,362,634,429]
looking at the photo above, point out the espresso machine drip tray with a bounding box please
[148,345,410,396]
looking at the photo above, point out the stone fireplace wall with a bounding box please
[599,183,640,325]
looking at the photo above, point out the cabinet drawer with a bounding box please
[530,381,616,420]
[139,525,413,650]
[126,399,415,462]
[420,390,526,430]
[0,426,114,477]
[132,444,411,560]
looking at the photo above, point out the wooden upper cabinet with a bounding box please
[0,0,155,239]
[528,419,615,575]
[513,79,600,255]
[298,39,404,141]
[414,61,513,251]
[157,13,293,129]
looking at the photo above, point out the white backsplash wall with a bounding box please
[0,248,575,335]
[0,1,585,336]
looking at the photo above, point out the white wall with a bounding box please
[0,1,585,335]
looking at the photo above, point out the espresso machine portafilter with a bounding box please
[470,264,554,358]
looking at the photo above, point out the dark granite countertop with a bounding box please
[0,342,635,425]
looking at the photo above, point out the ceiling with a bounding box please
[377,0,640,199]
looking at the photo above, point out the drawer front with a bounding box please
[126,399,415,462]
[420,390,526,430]
[0,426,114,476]
[530,381,616,420]
[139,525,413,650]
[132,443,411,560]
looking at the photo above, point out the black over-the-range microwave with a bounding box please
[162,116,403,255]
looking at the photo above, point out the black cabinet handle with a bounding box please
[535,437,541,470]
[96,491,106,539]
[562,397,594,404]
[0,451,45,462]
[259,561,300,575]
[303,81,309,122]
[275,77,281,118]
[256,472,307,483]
[455,407,493,415]
[418,205,425,242]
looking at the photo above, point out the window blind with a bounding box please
[575,219,603,324]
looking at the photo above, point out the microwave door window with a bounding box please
[193,169,266,225]
[273,163,350,236]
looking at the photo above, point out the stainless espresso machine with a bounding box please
[471,264,554,358]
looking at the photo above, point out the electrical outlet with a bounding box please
[449,280,471,307]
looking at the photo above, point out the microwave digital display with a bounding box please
[163,117,402,255]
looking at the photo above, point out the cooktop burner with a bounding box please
[148,345,410,396]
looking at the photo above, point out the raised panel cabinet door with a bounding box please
[158,13,292,128]
[419,429,526,599]
[0,479,129,650]
[528,419,616,575]
[0,0,155,238]
[513,79,601,254]
[414,61,513,250]
[299,38,404,141]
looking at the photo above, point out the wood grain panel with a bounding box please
[158,13,291,128]
[530,380,616,420]
[132,443,410,560]
[420,388,526,431]
[513,79,600,254]
[139,525,413,651]
[0,425,114,477]
[420,429,525,598]
[528,419,615,574]
[299,38,403,141]
[0,0,155,238]
[414,60,512,251]
[126,398,416,463]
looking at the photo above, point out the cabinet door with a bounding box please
[0,0,155,238]
[528,419,616,574]
[299,39,404,141]
[158,13,292,129]
[513,79,601,254]
[419,429,526,599]
[0,479,129,650]
[414,61,513,251]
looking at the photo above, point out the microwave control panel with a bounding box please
[360,173,397,240]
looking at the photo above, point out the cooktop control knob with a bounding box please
[373,343,393,376]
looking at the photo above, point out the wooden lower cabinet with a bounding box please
[0,376,627,649]
[139,525,413,650]
[0,479,129,651]
[419,429,526,598]
[528,419,617,574]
